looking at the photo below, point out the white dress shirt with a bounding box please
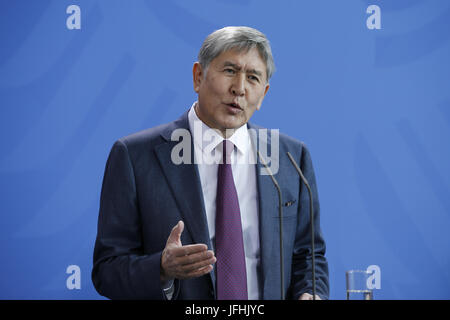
[188,102,261,300]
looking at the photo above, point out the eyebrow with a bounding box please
[223,61,263,77]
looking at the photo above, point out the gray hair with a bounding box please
[198,26,275,82]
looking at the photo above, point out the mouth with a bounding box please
[225,102,243,110]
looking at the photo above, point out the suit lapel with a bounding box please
[154,112,212,248]
[154,111,216,293]
[248,124,281,299]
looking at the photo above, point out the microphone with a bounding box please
[286,151,316,300]
[257,150,285,300]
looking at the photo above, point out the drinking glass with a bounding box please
[346,270,373,300]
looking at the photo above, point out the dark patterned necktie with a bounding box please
[215,140,248,300]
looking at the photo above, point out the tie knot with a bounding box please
[222,140,234,164]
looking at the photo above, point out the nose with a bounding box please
[231,73,245,96]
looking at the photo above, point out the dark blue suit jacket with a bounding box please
[92,110,329,300]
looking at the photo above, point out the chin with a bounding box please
[220,120,245,130]
[223,114,247,127]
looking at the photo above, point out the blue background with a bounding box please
[1,0,449,299]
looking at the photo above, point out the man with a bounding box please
[92,26,329,300]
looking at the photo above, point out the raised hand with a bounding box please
[160,221,216,281]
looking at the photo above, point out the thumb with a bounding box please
[167,220,184,245]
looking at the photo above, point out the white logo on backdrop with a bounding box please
[366,5,381,30]
[366,264,381,290]
[66,5,81,30]
[66,265,81,290]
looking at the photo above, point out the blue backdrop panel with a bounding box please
[0,0,449,299]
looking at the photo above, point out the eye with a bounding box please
[248,75,260,82]
[224,68,235,74]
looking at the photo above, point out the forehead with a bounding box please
[211,47,266,72]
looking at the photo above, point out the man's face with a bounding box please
[193,47,270,136]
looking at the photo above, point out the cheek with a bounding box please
[206,75,227,93]
[249,89,266,108]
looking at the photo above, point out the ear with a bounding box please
[193,62,203,93]
[256,83,270,110]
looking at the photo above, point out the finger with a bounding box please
[178,250,214,266]
[167,221,184,245]
[184,264,214,279]
[299,293,312,300]
[162,244,209,276]
[180,255,216,273]
[172,243,209,257]
[299,293,321,300]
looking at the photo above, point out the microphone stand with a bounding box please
[286,152,316,300]
[257,151,285,300]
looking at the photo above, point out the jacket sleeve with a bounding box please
[289,143,330,300]
[91,139,168,300]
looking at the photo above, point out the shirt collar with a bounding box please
[188,101,250,157]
